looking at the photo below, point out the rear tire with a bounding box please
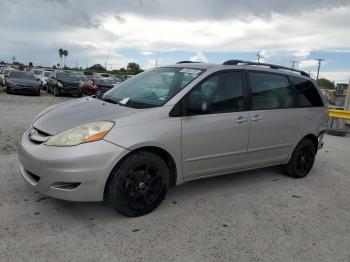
[284,138,316,178]
[108,151,169,217]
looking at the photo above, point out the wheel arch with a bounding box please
[103,146,178,201]
[303,133,318,150]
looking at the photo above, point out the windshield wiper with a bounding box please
[98,95,118,104]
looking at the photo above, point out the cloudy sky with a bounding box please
[1,0,350,82]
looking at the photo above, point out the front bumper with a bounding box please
[8,86,40,94]
[17,129,129,201]
[60,88,81,94]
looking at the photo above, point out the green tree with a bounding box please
[126,62,141,74]
[63,50,68,67]
[86,64,106,72]
[317,78,335,89]
[58,48,64,68]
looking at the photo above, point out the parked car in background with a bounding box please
[31,69,43,80]
[40,71,52,90]
[82,77,114,95]
[6,71,41,95]
[0,67,6,86]
[47,71,82,97]
[18,61,328,217]
[73,74,88,88]
[111,78,122,88]
[1,68,15,86]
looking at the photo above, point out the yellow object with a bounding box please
[328,109,350,120]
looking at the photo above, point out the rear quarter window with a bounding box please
[291,77,324,107]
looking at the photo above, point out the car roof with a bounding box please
[161,61,312,80]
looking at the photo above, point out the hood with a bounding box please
[10,78,39,86]
[57,79,79,85]
[33,97,138,135]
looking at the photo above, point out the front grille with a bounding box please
[63,82,79,89]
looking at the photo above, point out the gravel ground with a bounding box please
[1,89,350,262]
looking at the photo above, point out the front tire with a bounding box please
[108,151,169,217]
[53,86,60,97]
[284,138,316,178]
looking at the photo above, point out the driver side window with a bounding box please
[187,71,244,114]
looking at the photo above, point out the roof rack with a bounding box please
[176,61,202,64]
[222,59,310,77]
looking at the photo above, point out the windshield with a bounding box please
[75,75,87,81]
[56,72,78,82]
[95,78,113,85]
[102,67,203,108]
[33,70,42,75]
[44,72,51,77]
[10,71,36,80]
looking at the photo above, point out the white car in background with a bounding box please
[40,71,52,90]
[31,69,43,80]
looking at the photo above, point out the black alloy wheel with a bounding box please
[108,151,170,217]
[284,138,316,178]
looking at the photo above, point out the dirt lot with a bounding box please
[1,89,350,262]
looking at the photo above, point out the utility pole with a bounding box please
[155,59,158,67]
[12,56,16,64]
[315,58,325,80]
[290,60,298,68]
[105,46,111,70]
[257,53,261,63]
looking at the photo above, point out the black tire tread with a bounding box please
[284,138,316,178]
[108,151,169,217]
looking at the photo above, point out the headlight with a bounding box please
[45,121,114,147]
[57,81,63,88]
[7,81,16,87]
[32,105,57,124]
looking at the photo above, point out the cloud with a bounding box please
[190,52,208,63]
[1,0,350,72]
[140,51,154,56]
[318,71,350,83]
[293,50,310,59]
[299,60,319,69]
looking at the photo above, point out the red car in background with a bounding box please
[82,78,114,95]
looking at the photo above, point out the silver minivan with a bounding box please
[17,60,328,216]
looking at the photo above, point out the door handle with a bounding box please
[236,116,248,124]
[251,114,263,122]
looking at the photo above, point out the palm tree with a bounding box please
[58,48,64,68]
[63,50,68,68]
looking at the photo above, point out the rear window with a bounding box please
[291,77,324,107]
[249,72,295,110]
[44,72,51,77]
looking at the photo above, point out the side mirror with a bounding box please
[186,91,211,115]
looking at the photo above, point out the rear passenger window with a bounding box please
[249,72,295,110]
[291,77,324,107]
